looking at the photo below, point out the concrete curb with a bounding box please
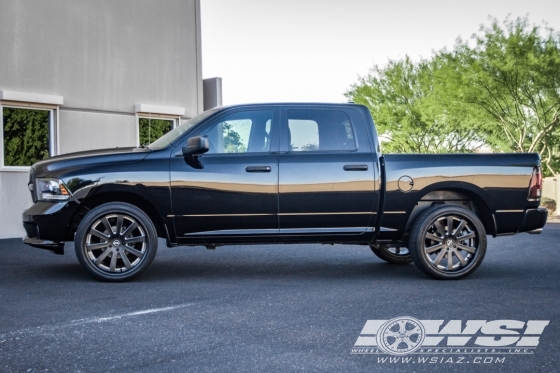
[547,216,560,223]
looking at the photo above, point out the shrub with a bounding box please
[540,197,556,216]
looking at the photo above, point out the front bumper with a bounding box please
[22,236,64,255]
[518,207,548,234]
[22,200,80,254]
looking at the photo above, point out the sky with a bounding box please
[200,0,560,105]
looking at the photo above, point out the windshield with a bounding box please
[148,107,222,150]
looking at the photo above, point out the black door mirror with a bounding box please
[182,136,209,156]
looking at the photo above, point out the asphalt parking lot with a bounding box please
[1,225,559,373]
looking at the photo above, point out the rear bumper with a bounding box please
[22,236,64,255]
[518,207,548,234]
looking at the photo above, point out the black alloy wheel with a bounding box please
[75,202,158,281]
[408,205,487,280]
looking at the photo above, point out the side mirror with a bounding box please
[182,136,209,156]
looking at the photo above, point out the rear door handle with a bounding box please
[246,166,271,172]
[343,164,368,171]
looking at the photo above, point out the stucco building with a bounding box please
[0,0,220,238]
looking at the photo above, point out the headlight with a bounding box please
[35,178,72,201]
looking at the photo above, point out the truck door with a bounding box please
[170,108,280,239]
[277,107,378,236]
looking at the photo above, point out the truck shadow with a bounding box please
[14,243,539,284]
[143,260,423,282]
[37,259,424,282]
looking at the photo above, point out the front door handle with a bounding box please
[343,164,368,171]
[246,166,271,172]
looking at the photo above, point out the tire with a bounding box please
[408,205,487,280]
[370,245,413,264]
[75,202,158,282]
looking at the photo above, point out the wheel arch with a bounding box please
[67,191,170,242]
[405,185,495,236]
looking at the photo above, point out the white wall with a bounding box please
[0,0,202,118]
[0,172,32,238]
[542,177,559,214]
[59,111,137,154]
[0,0,203,238]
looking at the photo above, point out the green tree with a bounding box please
[301,143,318,151]
[347,17,560,174]
[223,122,247,153]
[445,17,560,174]
[346,57,486,153]
[3,107,50,166]
[139,118,173,146]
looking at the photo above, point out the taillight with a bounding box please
[528,166,542,201]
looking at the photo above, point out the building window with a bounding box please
[2,106,53,167]
[138,117,175,146]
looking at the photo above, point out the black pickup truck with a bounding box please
[22,103,547,281]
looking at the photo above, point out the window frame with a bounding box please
[0,102,58,171]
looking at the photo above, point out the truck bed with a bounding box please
[378,153,542,240]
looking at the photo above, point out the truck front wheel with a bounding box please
[75,202,158,282]
[408,205,486,280]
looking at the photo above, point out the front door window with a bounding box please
[201,110,272,154]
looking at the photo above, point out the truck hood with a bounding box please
[32,147,151,177]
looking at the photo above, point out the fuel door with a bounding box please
[398,175,414,192]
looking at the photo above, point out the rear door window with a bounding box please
[287,109,356,152]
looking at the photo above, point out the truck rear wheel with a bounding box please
[369,245,412,264]
[75,202,158,282]
[408,205,486,280]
